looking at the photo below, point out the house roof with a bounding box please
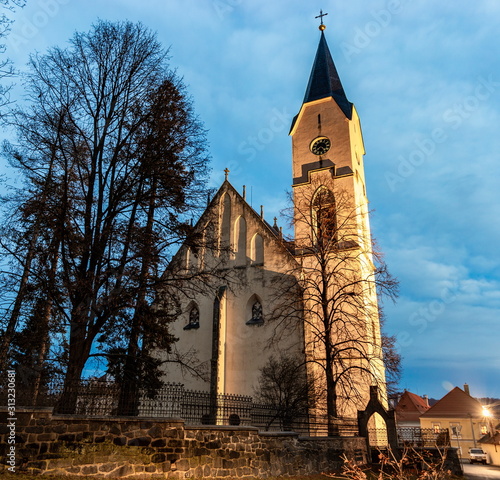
[302,31,352,119]
[395,391,430,422]
[420,387,485,419]
[479,432,500,446]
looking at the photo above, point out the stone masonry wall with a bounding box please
[0,408,367,478]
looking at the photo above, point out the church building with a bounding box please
[161,19,387,429]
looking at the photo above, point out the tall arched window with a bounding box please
[251,233,264,265]
[220,193,231,247]
[201,221,215,264]
[312,187,336,246]
[186,247,198,270]
[234,216,247,265]
[183,304,200,330]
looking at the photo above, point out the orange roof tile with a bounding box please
[420,387,484,418]
[395,391,430,422]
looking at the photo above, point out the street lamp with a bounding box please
[451,425,462,459]
[468,413,477,447]
[482,406,493,436]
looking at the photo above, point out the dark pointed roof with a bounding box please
[303,31,352,119]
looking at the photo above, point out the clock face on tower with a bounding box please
[310,136,331,155]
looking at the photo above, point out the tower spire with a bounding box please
[302,25,352,119]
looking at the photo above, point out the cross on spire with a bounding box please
[224,168,230,181]
[315,9,328,30]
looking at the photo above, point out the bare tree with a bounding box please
[0,20,212,412]
[254,353,317,431]
[0,0,25,113]
[270,176,399,436]
[380,307,403,397]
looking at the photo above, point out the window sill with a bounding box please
[183,322,200,331]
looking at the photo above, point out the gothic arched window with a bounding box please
[234,216,247,264]
[220,193,231,247]
[312,187,336,246]
[183,305,200,330]
[251,233,264,265]
[186,247,198,270]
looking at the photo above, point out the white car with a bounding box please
[468,448,488,464]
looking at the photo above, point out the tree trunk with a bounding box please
[326,368,339,436]
[116,319,140,416]
[57,324,91,414]
[30,299,52,405]
[30,240,60,405]
[0,231,38,371]
[117,178,156,416]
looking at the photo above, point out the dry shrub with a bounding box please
[325,447,456,480]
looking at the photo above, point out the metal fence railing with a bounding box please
[0,380,359,436]
[397,427,450,447]
[367,427,451,448]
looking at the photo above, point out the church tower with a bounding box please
[290,20,387,423]
[290,24,367,244]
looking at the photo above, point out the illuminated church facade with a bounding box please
[160,21,387,426]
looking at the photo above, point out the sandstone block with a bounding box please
[111,464,134,477]
[90,421,109,431]
[98,462,117,473]
[27,460,47,470]
[151,453,166,463]
[165,428,179,438]
[147,425,163,438]
[26,426,44,434]
[127,436,151,447]
[151,438,166,447]
[113,436,127,446]
[175,458,190,471]
[46,457,74,469]
[36,433,57,442]
[51,424,68,434]
[67,423,88,432]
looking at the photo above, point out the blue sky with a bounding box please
[3,0,500,399]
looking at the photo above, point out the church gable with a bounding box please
[178,179,298,272]
[161,179,304,396]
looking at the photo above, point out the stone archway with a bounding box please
[368,412,389,447]
[358,386,399,453]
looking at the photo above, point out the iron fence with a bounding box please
[0,379,359,436]
[50,381,254,423]
[0,380,455,444]
[367,427,451,448]
[397,427,450,447]
[0,380,63,408]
